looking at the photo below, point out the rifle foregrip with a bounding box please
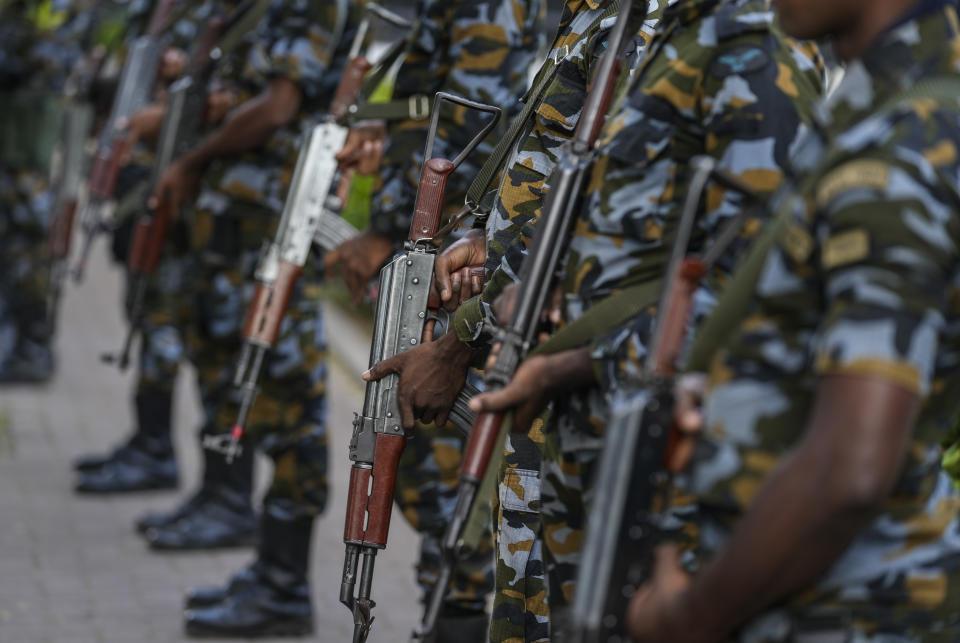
[96,136,131,199]
[652,257,706,376]
[331,56,372,122]
[242,261,303,347]
[88,153,110,198]
[344,465,372,543]
[364,433,406,546]
[48,201,77,258]
[128,217,151,272]
[411,158,455,243]
[141,203,172,274]
[461,412,504,481]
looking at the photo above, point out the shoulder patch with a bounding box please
[822,229,870,270]
[816,160,889,207]
[710,45,770,78]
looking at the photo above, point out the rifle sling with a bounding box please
[464,0,623,213]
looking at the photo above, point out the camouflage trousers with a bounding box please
[139,199,328,517]
[396,419,496,613]
[490,422,550,643]
[0,169,53,366]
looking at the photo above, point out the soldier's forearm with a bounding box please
[181,78,302,172]
[674,375,918,637]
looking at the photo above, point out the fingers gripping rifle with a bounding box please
[410,4,647,640]
[340,92,501,643]
[568,156,764,642]
[71,0,181,283]
[100,15,228,371]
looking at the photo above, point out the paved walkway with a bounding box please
[0,242,421,642]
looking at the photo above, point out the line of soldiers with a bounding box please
[3,0,960,640]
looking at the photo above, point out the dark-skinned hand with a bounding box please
[434,228,486,313]
[626,545,711,643]
[336,120,387,171]
[159,47,187,81]
[323,229,395,304]
[150,157,200,218]
[206,88,239,124]
[361,331,476,430]
[469,347,595,434]
[116,104,165,156]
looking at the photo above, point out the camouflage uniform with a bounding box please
[684,2,960,639]
[366,0,546,616]
[437,2,666,639]
[521,0,823,634]
[0,0,84,379]
[143,0,362,518]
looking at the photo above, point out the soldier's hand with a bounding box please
[362,332,475,430]
[207,88,239,124]
[116,104,166,153]
[626,545,699,643]
[324,229,395,304]
[151,159,199,218]
[469,347,595,434]
[160,48,188,81]
[336,120,387,171]
[492,282,561,341]
[435,229,486,311]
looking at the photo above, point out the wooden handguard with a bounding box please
[344,465,372,543]
[94,136,132,199]
[363,433,406,546]
[652,257,706,376]
[127,217,151,272]
[331,56,372,122]
[461,411,504,481]
[48,201,77,258]
[411,158,455,243]
[88,153,110,198]
[242,261,303,347]
[140,201,173,274]
[191,17,225,76]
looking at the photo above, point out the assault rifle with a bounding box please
[45,91,95,328]
[71,0,180,283]
[340,92,501,643]
[201,3,418,463]
[410,3,648,639]
[568,156,763,642]
[100,13,229,371]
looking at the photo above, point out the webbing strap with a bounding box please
[216,0,274,58]
[463,0,622,212]
[686,75,960,372]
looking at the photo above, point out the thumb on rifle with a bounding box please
[362,354,402,382]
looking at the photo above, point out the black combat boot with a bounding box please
[183,560,262,609]
[74,390,178,493]
[434,604,489,643]
[183,501,314,637]
[0,337,54,383]
[142,433,256,550]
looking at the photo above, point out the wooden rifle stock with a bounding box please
[651,257,706,376]
[242,261,304,347]
[461,412,504,481]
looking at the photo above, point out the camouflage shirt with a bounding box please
[687,3,960,634]
[199,0,361,214]
[451,0,668,346]
[369,0,544,242]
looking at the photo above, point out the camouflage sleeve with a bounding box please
[370,0,542,243]
[590,34,822,389]
[254,0,350,101]
[809,152,957,396]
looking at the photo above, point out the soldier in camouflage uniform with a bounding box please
[626,0,960,640]
[83,0,362,636]
[464,0,824,638]
[0,0,86,382]
[328,0,545,639]
[363,2,664,640]
[74,1,232,495]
